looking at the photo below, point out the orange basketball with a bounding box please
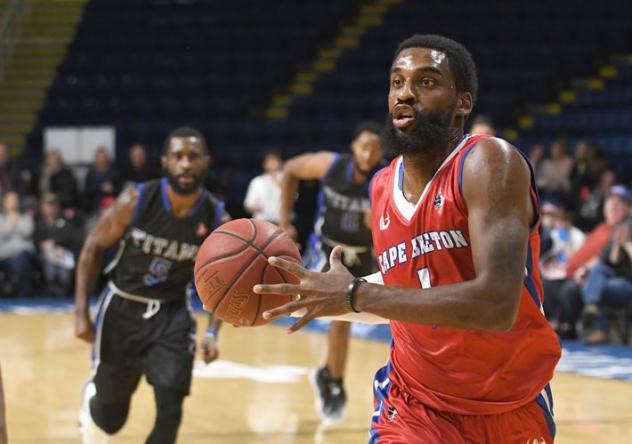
[194,218,301,326]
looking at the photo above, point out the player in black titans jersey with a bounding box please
[74,127,228,444]
[279,122,385,421]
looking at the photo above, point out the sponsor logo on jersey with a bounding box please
[379,213,390,231]
[197,222,208,237]
[433,192,444,209]
[387,406,398,422]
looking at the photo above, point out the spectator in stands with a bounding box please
[0,143,16,196]
[121,144,157,187]
[468,114,496,136]
[570,140,609,202]
[0,143,35,199]
[39,150,81,209]
[528,144,546,177]
[576,169,617,232]
[555,185,632,339]
[34,193,84,297]
[579,217,632,344]
[85,196,115,236]
[244,150,283,224]
[0,191,34,297]
[84,147,121,214]
[540,201,586,325]
[537,138,574,201]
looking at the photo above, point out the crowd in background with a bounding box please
[0,126,630,346]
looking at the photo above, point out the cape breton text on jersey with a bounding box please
[377,229,469,274]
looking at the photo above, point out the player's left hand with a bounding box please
[253,246,354,333]
[200,335,219,364]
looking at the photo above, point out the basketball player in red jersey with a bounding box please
[254,34,561,443]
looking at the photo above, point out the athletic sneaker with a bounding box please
[310,366,347,421]
[79,381,110,444]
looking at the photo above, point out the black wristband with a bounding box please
[346,277,366,313]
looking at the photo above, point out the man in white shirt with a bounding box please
[244,150,283,223]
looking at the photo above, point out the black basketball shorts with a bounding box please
[91,287,196,402]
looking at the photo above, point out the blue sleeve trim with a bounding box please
[345,156,354,182]
[368,167,385,206]
[214,201,225,229]
[322,153,341,182]
[160,177,172,212]
[523,244,542,309]
[457,145,477,198]
[131,182,146,225]
[188,189,207,217]
[515,148,542,231]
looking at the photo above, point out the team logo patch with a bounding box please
[387,406,398,422]
[197,222,208,237]
[433,192,444,209]
[379,213,390,231]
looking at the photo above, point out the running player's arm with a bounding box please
[74,187,138,342]
[201,204,231,363]
[279,151,337,237]
[258,139,533,332]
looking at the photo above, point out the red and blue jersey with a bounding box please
[370,135,561,415]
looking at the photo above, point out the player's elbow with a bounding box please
[493,301,520,332]
[80,237,105,263]
[282,160,301,179]
[480,279,522,332]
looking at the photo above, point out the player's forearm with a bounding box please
[313,272,389,324]
[321,312,389,324]
[206,314,223,334]
[354,277,521,332]
[74,242,105,313]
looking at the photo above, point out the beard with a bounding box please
[380,106,453,157]
[164,169,206,195]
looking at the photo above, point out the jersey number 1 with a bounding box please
[417,267,432,289]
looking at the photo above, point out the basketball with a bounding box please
[194,218,301,326]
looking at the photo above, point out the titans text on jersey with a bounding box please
[129,227,199,262]
[321,185,370,213]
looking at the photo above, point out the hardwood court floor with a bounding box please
[2,312,632,443]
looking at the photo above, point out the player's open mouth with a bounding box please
[392,105,416,129]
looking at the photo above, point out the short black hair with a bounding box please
[394,34,478,105]
[353,121,382,140]
[163,127,209,155]
[263,149,282,160]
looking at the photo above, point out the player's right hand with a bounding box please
[200,335,219,364]
[254,246,354,333]
[75,311,95,343]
